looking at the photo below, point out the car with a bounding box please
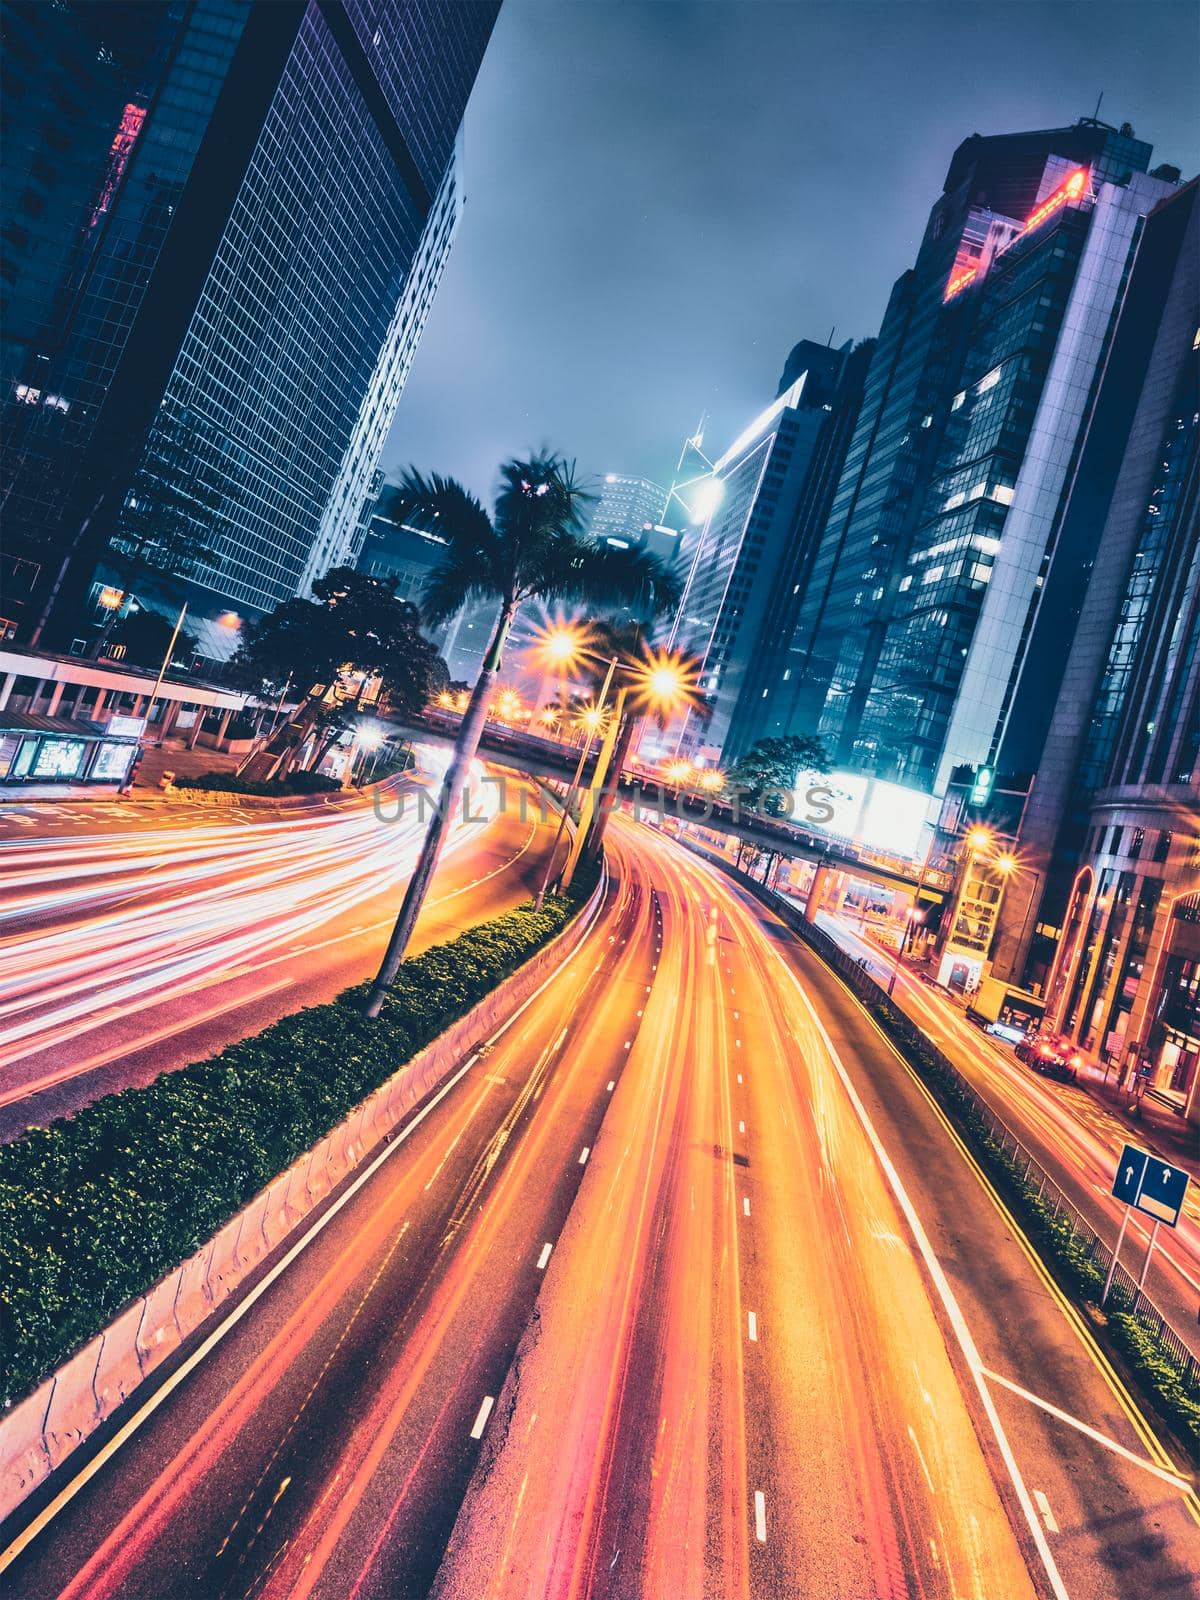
[1015,1031,1080,1082]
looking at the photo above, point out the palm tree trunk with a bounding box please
[363,600,514,1018]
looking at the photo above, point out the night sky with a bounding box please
[385,0,1200,505]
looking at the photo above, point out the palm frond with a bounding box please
[386,467,502,623]
[530,535,682,619]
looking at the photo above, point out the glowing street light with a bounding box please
[697,768,725,793]
[625,646,703,719]
[530,620,593,673]
[967,826,993,851]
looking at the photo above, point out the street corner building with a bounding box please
[0,0,499,661]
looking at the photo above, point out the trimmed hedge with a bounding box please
[0,885,589,1403]
[176,769,342,797]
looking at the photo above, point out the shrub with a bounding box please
[0,886,587,1403]
[175,769,342,797]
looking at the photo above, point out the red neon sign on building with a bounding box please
[943,264,979,303]
[1021,166,1089,235]
[943,166,1090,303]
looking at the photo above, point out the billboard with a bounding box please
[794,769,930,860]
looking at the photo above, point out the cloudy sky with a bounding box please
[385,0,1200,504]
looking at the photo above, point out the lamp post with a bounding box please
[534,655,617,910]
[143,601,188,742]
[887,909,916,997]
[528,625,701,903]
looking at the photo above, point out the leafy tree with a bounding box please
[729,734,830,815]
[233,566,447,777]
[363,453,681,1017]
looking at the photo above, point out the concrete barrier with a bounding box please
[0,866,605,1524]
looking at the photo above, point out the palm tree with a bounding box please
[363,453,680,1017]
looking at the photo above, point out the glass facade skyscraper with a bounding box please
[0,0,498,655]
[783,119,1172,798]
[667,340,846,761]
[985,179,1199,1052]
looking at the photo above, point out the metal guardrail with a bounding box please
[715,858,1200,1401]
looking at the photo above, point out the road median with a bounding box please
[0,865,604,1525]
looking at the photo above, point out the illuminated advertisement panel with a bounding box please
[792,770,930,858]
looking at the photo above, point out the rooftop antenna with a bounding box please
[1092,90,1104,122]
[827,324,836,347]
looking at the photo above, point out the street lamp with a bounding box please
[535,641,702,906]
[534,652,620,910]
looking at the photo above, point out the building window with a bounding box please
[1129,826,1144,858]
[1153,829,1172,863]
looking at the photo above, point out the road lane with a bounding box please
[0,765,558,1136]
[814,908,1200,1353]
[724,857,1200,1597]
[1,829,659,1600]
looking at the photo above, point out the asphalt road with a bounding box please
[814,908,1200,1358]
[435,834,1199,1600]
[0,761,558,1138]
[3,818,1195,1599]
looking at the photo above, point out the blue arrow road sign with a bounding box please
[1111,1143,1190,1229]
[1111,1145,1147,1207]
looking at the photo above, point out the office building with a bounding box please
[667,339,847,760]
[785,120,1173,802]
[982,180,1199,1116]
[588,474,666,549]
[722,338,874,762]
[0,0,498,656]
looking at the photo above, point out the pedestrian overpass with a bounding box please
[387,712,951,907]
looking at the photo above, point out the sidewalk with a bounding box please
[1074,1060,1198,1179]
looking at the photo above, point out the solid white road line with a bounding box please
[753,1489,767,1543]
[981,1366,1193,1493]
[743,1197,750,1217]
[536,1242,552,1270]
[470,1395,495,1439]
[747,1311,758,1342]
[606,1081,615,1092]
[578,1146,590,1165]
[764,941,1072,1600]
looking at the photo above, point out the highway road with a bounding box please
[436,833,1199,1600]
[813,907,1200,1357]
[6,816,1195,1599]
[0,759,557,1138]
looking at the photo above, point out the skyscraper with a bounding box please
[983,181,1199,1119]
[0,0,498,656]
[667,339,847,761]
[721,338,874,763]
[786,119,1176,801]
[588,474,666,548]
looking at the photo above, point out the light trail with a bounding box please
[0,770,500,1085]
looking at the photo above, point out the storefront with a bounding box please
[0,711,140,790]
